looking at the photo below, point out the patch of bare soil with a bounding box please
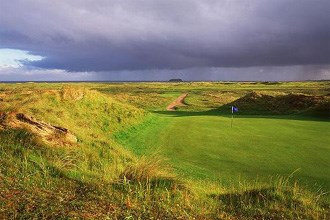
[166,94,188,111]
[0,112,77,147]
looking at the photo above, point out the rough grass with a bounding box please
[211,176,329,219]
[0,128,203,219]
[0,128,328,219]
[217,91,329,117]
[0,86,146,182]
[118,154,176,183]
[96,81,330,113]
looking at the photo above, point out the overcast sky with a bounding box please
[0,0,329,81]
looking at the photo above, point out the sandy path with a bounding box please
[166,93,188,111]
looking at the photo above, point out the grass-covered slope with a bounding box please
[0,86,197,218]
[0,129,198,219]
[2,86,145,133]
[0,86,147,182]
[1,128,328,219]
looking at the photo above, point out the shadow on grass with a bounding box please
[211,187,280,205]
[152,110,329,122]
[209,187,308,219]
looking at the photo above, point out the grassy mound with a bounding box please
[1,86,145,132]
[218,92,329,116]
[0,87,146,182]
[0,129,194,219]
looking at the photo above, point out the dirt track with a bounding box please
[166,93,188,111]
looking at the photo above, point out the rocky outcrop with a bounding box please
[0,112,77,147]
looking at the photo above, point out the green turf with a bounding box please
[115,112,330,190]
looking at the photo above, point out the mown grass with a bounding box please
[114,112,330,191]
[0,81,329,219]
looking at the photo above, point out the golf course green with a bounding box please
[115,112,330,190]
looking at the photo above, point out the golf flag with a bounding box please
[231,106,238,128]
[231,106,238,114]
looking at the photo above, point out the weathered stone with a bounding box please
[1,112,77,147]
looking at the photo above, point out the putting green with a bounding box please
[115,112,330,189]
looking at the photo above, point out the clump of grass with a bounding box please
[118,154,176,185]
[210,175,329,219]
[61,86,84,101]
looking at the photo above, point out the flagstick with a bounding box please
[231,106,233,128]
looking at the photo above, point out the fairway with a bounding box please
[115,112,330,189]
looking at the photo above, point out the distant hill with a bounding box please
[169,79,183,82]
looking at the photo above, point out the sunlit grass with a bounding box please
[0,81,329,219]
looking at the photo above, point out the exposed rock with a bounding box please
[0,112,77,147]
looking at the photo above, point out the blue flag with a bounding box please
[231,106,238,113]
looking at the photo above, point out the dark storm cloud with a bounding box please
[0,0,329,73]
